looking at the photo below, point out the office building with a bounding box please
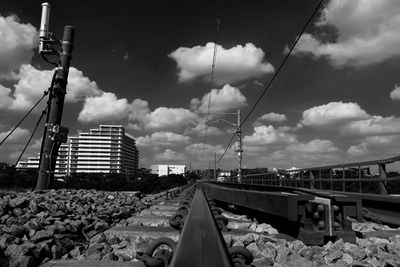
[16,125,139,177]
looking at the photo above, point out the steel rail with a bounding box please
[170,186,234,267]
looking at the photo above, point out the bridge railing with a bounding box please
[225,155,400,195]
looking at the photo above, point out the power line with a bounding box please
[216,130,235,163]
[240,0,324,128]
[0,90,49,147]
[201,0,221,170]
[14,108,47,166]
[216,0,324,164]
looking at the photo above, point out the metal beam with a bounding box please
[285,155,400,172]
[201,182,312,221]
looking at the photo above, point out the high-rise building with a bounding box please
[16,125,139,177]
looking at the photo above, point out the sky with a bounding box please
[0,0,400,171]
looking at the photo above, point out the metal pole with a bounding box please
[310,171,314,190]
[36,26,75,190]
[214,153,217,180]
[342,167,345,192]
[378,163,387,194]
[237,109,243,183]
[208,162,212,180]
[358,165,362,193]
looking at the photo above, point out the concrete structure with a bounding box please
[16,125,139,177]
[150,164,186,177]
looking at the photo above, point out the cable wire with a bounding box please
[0,90,49,147]
[216,0,324,163]
[14,107,47,166]
[200,0,221,170]
[240,0,324,128]
[216,131,236,163]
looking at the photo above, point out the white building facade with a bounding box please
[16,125,139,177]
[150,164,186,177]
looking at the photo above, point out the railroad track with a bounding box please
[42,184,267,266]
[36,182,400,266]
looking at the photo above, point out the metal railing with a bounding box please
[224,155,400,195]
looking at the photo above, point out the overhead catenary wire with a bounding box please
[240,0,324,127]
[0,90,49,147]
[200,1,221,170]
[216,0,324,163]
[216,131,235,163]
[14,107,48,166]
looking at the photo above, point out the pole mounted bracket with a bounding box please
[49,125,69,143]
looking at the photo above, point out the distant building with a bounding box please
[16,125,139,177]
[16,156,40,170]
[218,171,231,177]
[217,171,231,182]
[150,164,186,177]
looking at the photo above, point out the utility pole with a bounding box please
[36,3,75,190]
[214,153,217,180]
[207,108,243,183]
[236,109,243,183]
[208,162,212,180]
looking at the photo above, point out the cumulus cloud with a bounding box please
[184,121,224,137]
[244,135,341,168]
[347,143,368,157]
[0,15,37,78]
[257,112,287,123]
[65,68,103,101]
[341,116,400,136]
[128,100,199,131]
[127,98,202,131]
[347,135,400,157]
[191,84,247,113]
[78,92,130,122]
[146,107,198,130]
[286,139,338,153]
[154,149,186,161]
[243,125,297,146]
[0,64,103,111]
[136,131,190,147]
[169,42,274,84]
[185,143,225,158]
[293,0,400,68]
[0,128,42,161]
[301,101,369,127]
[390,84,400,101]
[0,85,13,109]
[128,99,150,122]
[0,127,30,143]
[242,124,341,167]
